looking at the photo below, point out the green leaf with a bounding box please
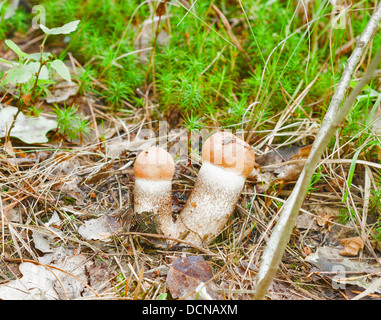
[5,65,33,84]
[27,52,52,62]
[156,293,167,300]
[39,66,50,80]
[40,20,80,35]
[5,39,29,59]
[0,57,14,65]
[50,59,71,82]
[26,62,50,80]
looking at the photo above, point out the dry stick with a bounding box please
[119,232,215,255]
[253,4,381,300]
[84,91,100,144]
[133,267,145,300]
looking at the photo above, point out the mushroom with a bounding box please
[175,132,255,246]
[133,146,176,236]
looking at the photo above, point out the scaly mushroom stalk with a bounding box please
[175,132,255,246]
[133,146,176,236]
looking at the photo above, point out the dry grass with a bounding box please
[1,105,379,300]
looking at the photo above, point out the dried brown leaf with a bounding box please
[253,144,312,183]
[317,213,335,229]
[340,236,366,256]
[166,255,217,300]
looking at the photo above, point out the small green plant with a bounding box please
[371,221,381,245]
[156,292,167,300]
[1,20,80,98]
[99,79,133,111]
[0,19,80,141]
[53,104,90,142]
[338,207,358,225]
[370,189,381,214]
[307,167,324,194]
[183,113,203,131]
[0,1,29,39]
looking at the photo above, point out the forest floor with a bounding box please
[0,0,381,300]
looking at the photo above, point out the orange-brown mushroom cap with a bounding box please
[134,146,175,181]
[201,132,255,178]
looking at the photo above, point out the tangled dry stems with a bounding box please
[2,105,379,300]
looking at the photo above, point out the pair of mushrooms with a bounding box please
[133,132,255,247]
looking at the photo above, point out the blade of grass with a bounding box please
[245,1,329,141]
[342,140,378,202]
[173,0,236,48]
[237,0,265,65]
[176,0,197,26]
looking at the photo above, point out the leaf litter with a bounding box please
[1,115,380,300]
[0,248,115,300]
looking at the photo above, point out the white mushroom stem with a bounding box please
[133,147,176,236]
[134,178,176,235]
[175,162,246,245]
[175,132,255,247]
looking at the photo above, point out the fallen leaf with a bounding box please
[296,212,320,231]
[86,262,115,293]
[106,136,156,158]
[0,262,60,300]
[273,145,312,181]
[32,213,63,253]
[0,106,57,144]
[317,212,335,228]
[255,144,312,168]
[3,140,15,157]
[340,236,366,257]
[0,247,113,300]
[45,80,78,103]
[166,255,218,300]
[78,215,122,241]
[84,161,114,184]
[32,231,55,253]
[249,145,312,191]
[39,247,114,299]
[305,246,381,293]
